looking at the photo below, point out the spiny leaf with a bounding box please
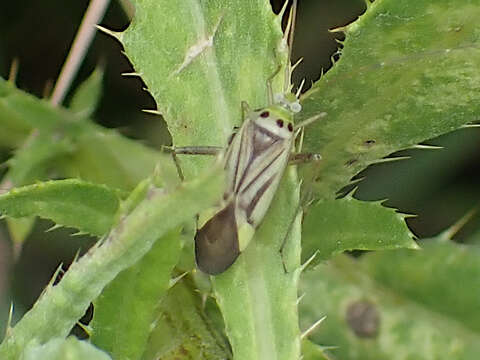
[0,179,122,237]
[120,0,287,179]
[299,0,480,199]
[302,195,418,266]
[0,77,162,191]
[90,229,182,360]
[299,250,480,360]
[3,132,74,243]
[118,1,302,360]
[362,237,480,333]
[0,167,224,359]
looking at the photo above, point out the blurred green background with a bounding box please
[0,0,478,336]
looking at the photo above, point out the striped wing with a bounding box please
[224,116,292,228]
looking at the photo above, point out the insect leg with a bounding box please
[164,145,222,155]
[293,112,327,130]
[161,145,223,181]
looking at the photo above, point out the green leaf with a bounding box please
[4,132,73,187]
[362,238,480,334]
[90,228,182,360]
[142,279,231,360]
[20,337,111,360]
[299,251,480,360]
[0,167,224,359]
[0,77,162,191]
[299,0,480,199]
[0,79,44,148]
[119,1,303,359]
[2,132,74,243]
[0,179,121,237]
[302,194,418,265]
[58,125,162,191]
[69,67,104,118]
[120,0,287,178]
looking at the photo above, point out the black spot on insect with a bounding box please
[346,300,380,338]
[287,123,293,132]
[260,111,270,118]
[276,119,284,128]
[345,159,358,166]
[364,139,376,146]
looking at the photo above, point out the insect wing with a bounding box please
[195,200,240,275]
[231,113,293,228]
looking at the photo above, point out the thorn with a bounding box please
[41,263,64,297]
[76,321,92,337]
[301,315,327,339]
[96,25,122,42]
[71,231,88,237]
[283,0,295,44]
[347,177,365,187]
[121,72,142,77]
[411,144,443,150]
[169,272,188,288]
[278,0,290,19]
[6,303,14,335]
[72,249,81,264]
[329,25,348,34]
[461,123,480,128]
[142,109,162,116]
[343,186,358,198]
[8,58,19,84]
[291,57,304,73]
[296,78,306,98]
[296,293,305,305]
[300,250,318,272]
[370,156,410,165]
[45,224,63,232]
[439,207,478,242]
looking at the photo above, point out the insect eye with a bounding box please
[260,111,270,118]
[287,123,293,132]
[276,119,284,128]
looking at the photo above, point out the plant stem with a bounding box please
[50,0,110,106]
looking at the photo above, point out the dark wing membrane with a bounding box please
[195,200,240,275]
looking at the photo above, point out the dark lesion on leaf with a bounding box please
[345,299,380,338]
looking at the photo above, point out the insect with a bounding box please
[173,89,320,275]
[193,96,317,274]
[173,84,322,275]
